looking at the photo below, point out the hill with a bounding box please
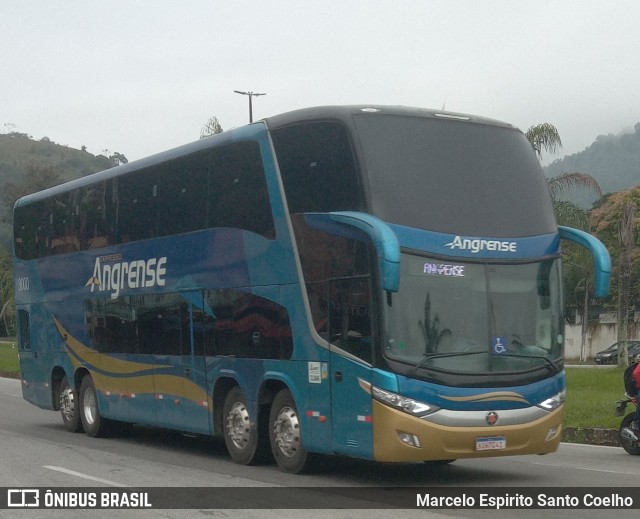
[0,133,115,249]
[544,123,640,207]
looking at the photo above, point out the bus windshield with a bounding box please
[354,114,557,237]
[383,253,564,382]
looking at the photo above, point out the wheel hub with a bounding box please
[60,387,75,421]
[273,406,300,458]
[226,402,251,450]
[83,387,98,426]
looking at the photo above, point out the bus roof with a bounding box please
[263,105,517,131]
[13,124,247,208]
[14,105,517,209]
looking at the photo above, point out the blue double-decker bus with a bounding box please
[13,106,610,473]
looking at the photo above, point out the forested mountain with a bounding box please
[544,123,640,207]
[0,133,115,249]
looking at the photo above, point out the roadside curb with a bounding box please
[563,427,619,447]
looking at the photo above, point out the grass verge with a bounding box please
[0,340,19,378]
[564,366,626,430]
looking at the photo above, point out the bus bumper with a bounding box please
[372,400,563,462]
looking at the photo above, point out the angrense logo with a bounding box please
[85,255,167,299]
[445,235,517,254]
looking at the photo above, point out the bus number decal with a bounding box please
[16,276,30,292]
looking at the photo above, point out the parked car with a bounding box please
[595,341,640,365]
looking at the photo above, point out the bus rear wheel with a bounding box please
[269,389,311,474]
[223,387,261,465]
[59,376,83,433]
[79,375,110,438]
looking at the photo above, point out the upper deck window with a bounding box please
[271,121,365,215]
[13,140,274,260]
[354,114,556,237]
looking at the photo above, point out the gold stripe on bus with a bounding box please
[54,317,171,374]
[54,317,213,408]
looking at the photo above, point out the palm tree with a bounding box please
[617,200,636,367]
[525,123,563,159]
[547,172,602,201]
[525,123,602,362]
[524,122,602,212]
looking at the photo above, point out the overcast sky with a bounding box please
[2,1,639,165]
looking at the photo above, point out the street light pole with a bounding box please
[234,90,266,123]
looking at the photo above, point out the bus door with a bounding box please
[293,213,384,458]
[178,289,211,434]
[328,276,374,458]
[133,292,209,433]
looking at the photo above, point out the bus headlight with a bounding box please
[371,386,437,418]
[537,389,565,411]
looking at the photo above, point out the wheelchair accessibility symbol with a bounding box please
[493,337,507,354]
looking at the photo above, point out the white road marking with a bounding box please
[43,465,129,487]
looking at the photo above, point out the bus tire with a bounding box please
[59,376,83,433]
[79,375,110,438]
[223,387,261,465]
[269,389,311,474]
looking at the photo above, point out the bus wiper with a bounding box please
[409,351,485,375]
[494,353,561,374]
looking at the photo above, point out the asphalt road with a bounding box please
[1,376,639,519]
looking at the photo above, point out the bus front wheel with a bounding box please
[59,376,83,433]
[269,389,311,474]
[223,387,261,465]
[79,375,110,438]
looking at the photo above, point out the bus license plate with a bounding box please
[475,436,506,451]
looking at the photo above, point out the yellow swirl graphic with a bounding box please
[441,391,529,404]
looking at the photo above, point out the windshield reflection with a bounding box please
[384,254,563,377]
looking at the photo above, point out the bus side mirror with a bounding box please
[328,211,400,293]
[559,226,611,298]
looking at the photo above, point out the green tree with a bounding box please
[524,122,602,207]
[200,116,224,139]
[525,123,563,159]
[110,152,128,165]
[1,164,61,225]
[0,245,14,336]
[0,164,62,335]
[591,189,640,366]
[526,122,603,361]
[547,172,602,202]
[617,200,636,366]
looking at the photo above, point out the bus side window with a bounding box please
[271,121,364,215]
[49,190,80,255]
[292,215,374,363]
[116,169,158,243]
[204,289,293,360]
[209,142,275,239]
[78,182,113,250]
[136,296,186,356]
[14,205,45,260]
[157,156,208,236]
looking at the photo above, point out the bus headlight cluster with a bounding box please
[537,389,565,411]
[371,386,437,418]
